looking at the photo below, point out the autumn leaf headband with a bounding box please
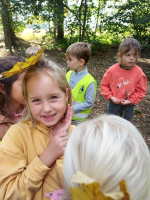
[70,171,131,200]
[0,47,44,80]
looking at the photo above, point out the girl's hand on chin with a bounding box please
[52,104,73,135]
[39,130,69,167]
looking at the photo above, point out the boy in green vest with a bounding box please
[66,42,97,125]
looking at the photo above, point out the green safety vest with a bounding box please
[66,70,97,121]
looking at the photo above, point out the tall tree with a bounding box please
[56,0,64,40]
[1,0,16,52]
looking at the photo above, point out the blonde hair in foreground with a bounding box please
[22,58,72,126]
[64,115,150,200]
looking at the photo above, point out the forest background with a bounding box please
[0,0,150,147]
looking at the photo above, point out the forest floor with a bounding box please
[0,38,150,149]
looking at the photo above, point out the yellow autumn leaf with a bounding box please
[71,171,131,200]
[0,47,44,79]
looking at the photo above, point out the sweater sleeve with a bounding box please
[129,75,147,104]
[0,122,9,140]
[100,70,113,100]
[0,129,50,200]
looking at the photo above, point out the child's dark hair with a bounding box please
[0,56,25,116]
[117,38,140,62]
[66,42,91,65]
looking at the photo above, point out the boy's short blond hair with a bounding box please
[66,42,91,65]
[25,46,41,58]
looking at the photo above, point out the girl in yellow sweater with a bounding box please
[0,53,74,200]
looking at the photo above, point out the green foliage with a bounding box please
[104,0,150,45]
[42,33,79,50]
[3,0,150,51]
[41,29,123,55]
[13,21,26,33]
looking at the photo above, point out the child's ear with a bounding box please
[66,88,69,101]
[0,84,5,94]
[79,58,85,66]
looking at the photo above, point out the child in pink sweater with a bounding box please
[100,38,147,121]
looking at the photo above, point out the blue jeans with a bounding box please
[106,101,134,121]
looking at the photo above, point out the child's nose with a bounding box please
[43,102,52,112]
[130,55,134,59]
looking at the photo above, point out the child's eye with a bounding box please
[33,99,40,103]
[51,96,57,100]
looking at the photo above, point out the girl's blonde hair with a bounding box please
[117,38,140,63]
[64,114,150,200]
[22,58,72,126]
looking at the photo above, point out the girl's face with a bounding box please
[10,71,27,111]
[120,49,137,69]
[27,73,68,127]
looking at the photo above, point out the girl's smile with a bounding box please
[27,73,68,127]
[40,114,56,122]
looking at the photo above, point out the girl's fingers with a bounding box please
[51,105,73,136]
[61,135,69,141]
[63,105,73,130]
[53,131,68,138]
[62,138,69,148]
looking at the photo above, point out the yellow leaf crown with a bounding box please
[0,47,44,80]
[70,171,131,200]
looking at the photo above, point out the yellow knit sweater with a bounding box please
[0,120,75,200]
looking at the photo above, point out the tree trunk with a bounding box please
[1,0,16,52]
[94,0,100,42]
[56,0,64,40]
[78,0,83,41]
[56,16,64,40]
[81,0,87,41]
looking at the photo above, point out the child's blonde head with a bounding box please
[66,42,91,65]
[25,46,42,58]
[117,38,140,63]
[22,58,72,125]
[64,114,150,200]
